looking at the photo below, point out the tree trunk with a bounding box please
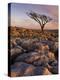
[41,25,44,32]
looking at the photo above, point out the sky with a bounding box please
[8,3,58,30]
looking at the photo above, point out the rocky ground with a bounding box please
[8,27,58,77]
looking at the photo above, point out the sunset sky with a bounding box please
[9,3,58,30]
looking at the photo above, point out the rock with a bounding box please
[10,47,24,64]
[47,60,58,74]
[33,55,49,66]
[25,52,40,63]
[11,46,23,56]
[11,62,35,76]
[15,38,22,46]
[24,65,35,76]
[15,51,41,64]
[31,38,39,43]
[50,60,58,74]
[48,36,54,41]
[43,68,52,75]
[53,42,58,60]
[10,43,13,49]
[54,49,58,60]
[11,62,49,76]
[41,40,54,52]
[34,67,44,75]
[11,71,18,77]
[35,42,49,55]
[51,60,58,66]
[40,55,49,64]
[47,52,55,61]
[10,39,17,48]
[21,39,39,52]
[54,42,58,50]
[15,53,29,62]
[10,28,58,76]
[15,52,40,63]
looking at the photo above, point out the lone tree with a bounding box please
[26,11,52,32]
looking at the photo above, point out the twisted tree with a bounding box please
[26,11,52,32]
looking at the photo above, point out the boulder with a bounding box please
[43,68,52,75]
[11,62,35,76]
[21,39,39,52]
[25,52,40,64]
[15,38,22,46]
[15,53,29,62]
[35,42,49,55]
[50,60,58,74]
[47,51,55,61]
[24,65,35,76]
[11,46,23,56]
[15,52,41,64]
[34,67,44,75]
[11,71,18,77]
[41,40,54,52]
[10,39,17,48]
[10,46,24,64]
[53,42,58,60]
[33,55,49,66]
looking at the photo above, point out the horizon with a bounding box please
[10,26,58,30]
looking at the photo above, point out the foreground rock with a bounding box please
[11,62,52,77]
[10,46,24,64]
[10,38,58,76]
[11,62,34,76]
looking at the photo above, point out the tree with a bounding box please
[26,11,52,32]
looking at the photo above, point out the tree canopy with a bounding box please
[26,11,52,32]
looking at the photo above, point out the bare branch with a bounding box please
[26,11,53,32]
